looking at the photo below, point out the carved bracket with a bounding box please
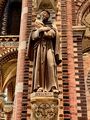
[30,92,59,120]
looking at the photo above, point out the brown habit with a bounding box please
[27,19,61,92]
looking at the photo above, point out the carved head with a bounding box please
[40,10,50,22]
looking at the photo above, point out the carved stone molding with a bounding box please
[72,25,86,39]
[0,35,19,42]
[32,103,58,119]
[82,7,90,28]
[33,0,57,10]
[30,92,59,120]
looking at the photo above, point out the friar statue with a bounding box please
[27,10,61,92]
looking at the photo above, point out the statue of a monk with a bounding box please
[27,10,61,92]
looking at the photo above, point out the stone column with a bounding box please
[66,0,78,119]
[73,26,88,119]
[4,101,13,120]
[0,93,5,109]
[30,92,59,120]
[0,112,5,120]
[6,113,11,120]
[7,83,14,102]
[0,93,5,120]
[12,0,29,119]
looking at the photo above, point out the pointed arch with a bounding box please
[0,49,18,65]
[0,49,18,92]
[76,0,90,25]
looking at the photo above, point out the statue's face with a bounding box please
[41,11,50,21]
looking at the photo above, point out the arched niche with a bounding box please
[7,0,22,35]
[0,0,22,35]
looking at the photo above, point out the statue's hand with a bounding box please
[39,27,51,32]
[55,54,62,65]
[48,29,55,37]
[44,29,55,37]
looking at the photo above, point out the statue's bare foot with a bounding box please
[49,86,60,94]
[37,87,43,92]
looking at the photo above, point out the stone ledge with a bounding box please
[30,92,59,100]
[72,26,86,31]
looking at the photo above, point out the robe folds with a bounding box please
[27,19,61,92]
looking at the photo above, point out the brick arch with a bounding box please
[0,48,18,65]
[76,0,90,25]
[2,69,16,92]
[0,49,18,91]
[83,47,90,53]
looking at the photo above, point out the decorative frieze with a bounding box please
[0,35,19,42]
[30,92,59,120]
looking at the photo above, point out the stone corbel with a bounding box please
[30,92,59,120]
[72,26,86,42]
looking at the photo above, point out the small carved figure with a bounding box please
[27,10,61,92]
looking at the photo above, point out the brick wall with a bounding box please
[73,37,87,120]
[12,0,88,120]
[83,53,90,120]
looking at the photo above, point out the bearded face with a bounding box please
[40,10,50,23]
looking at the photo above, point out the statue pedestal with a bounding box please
[30,92,59,120]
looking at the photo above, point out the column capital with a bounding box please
[72,26,86,39]
[3,101,13,114]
